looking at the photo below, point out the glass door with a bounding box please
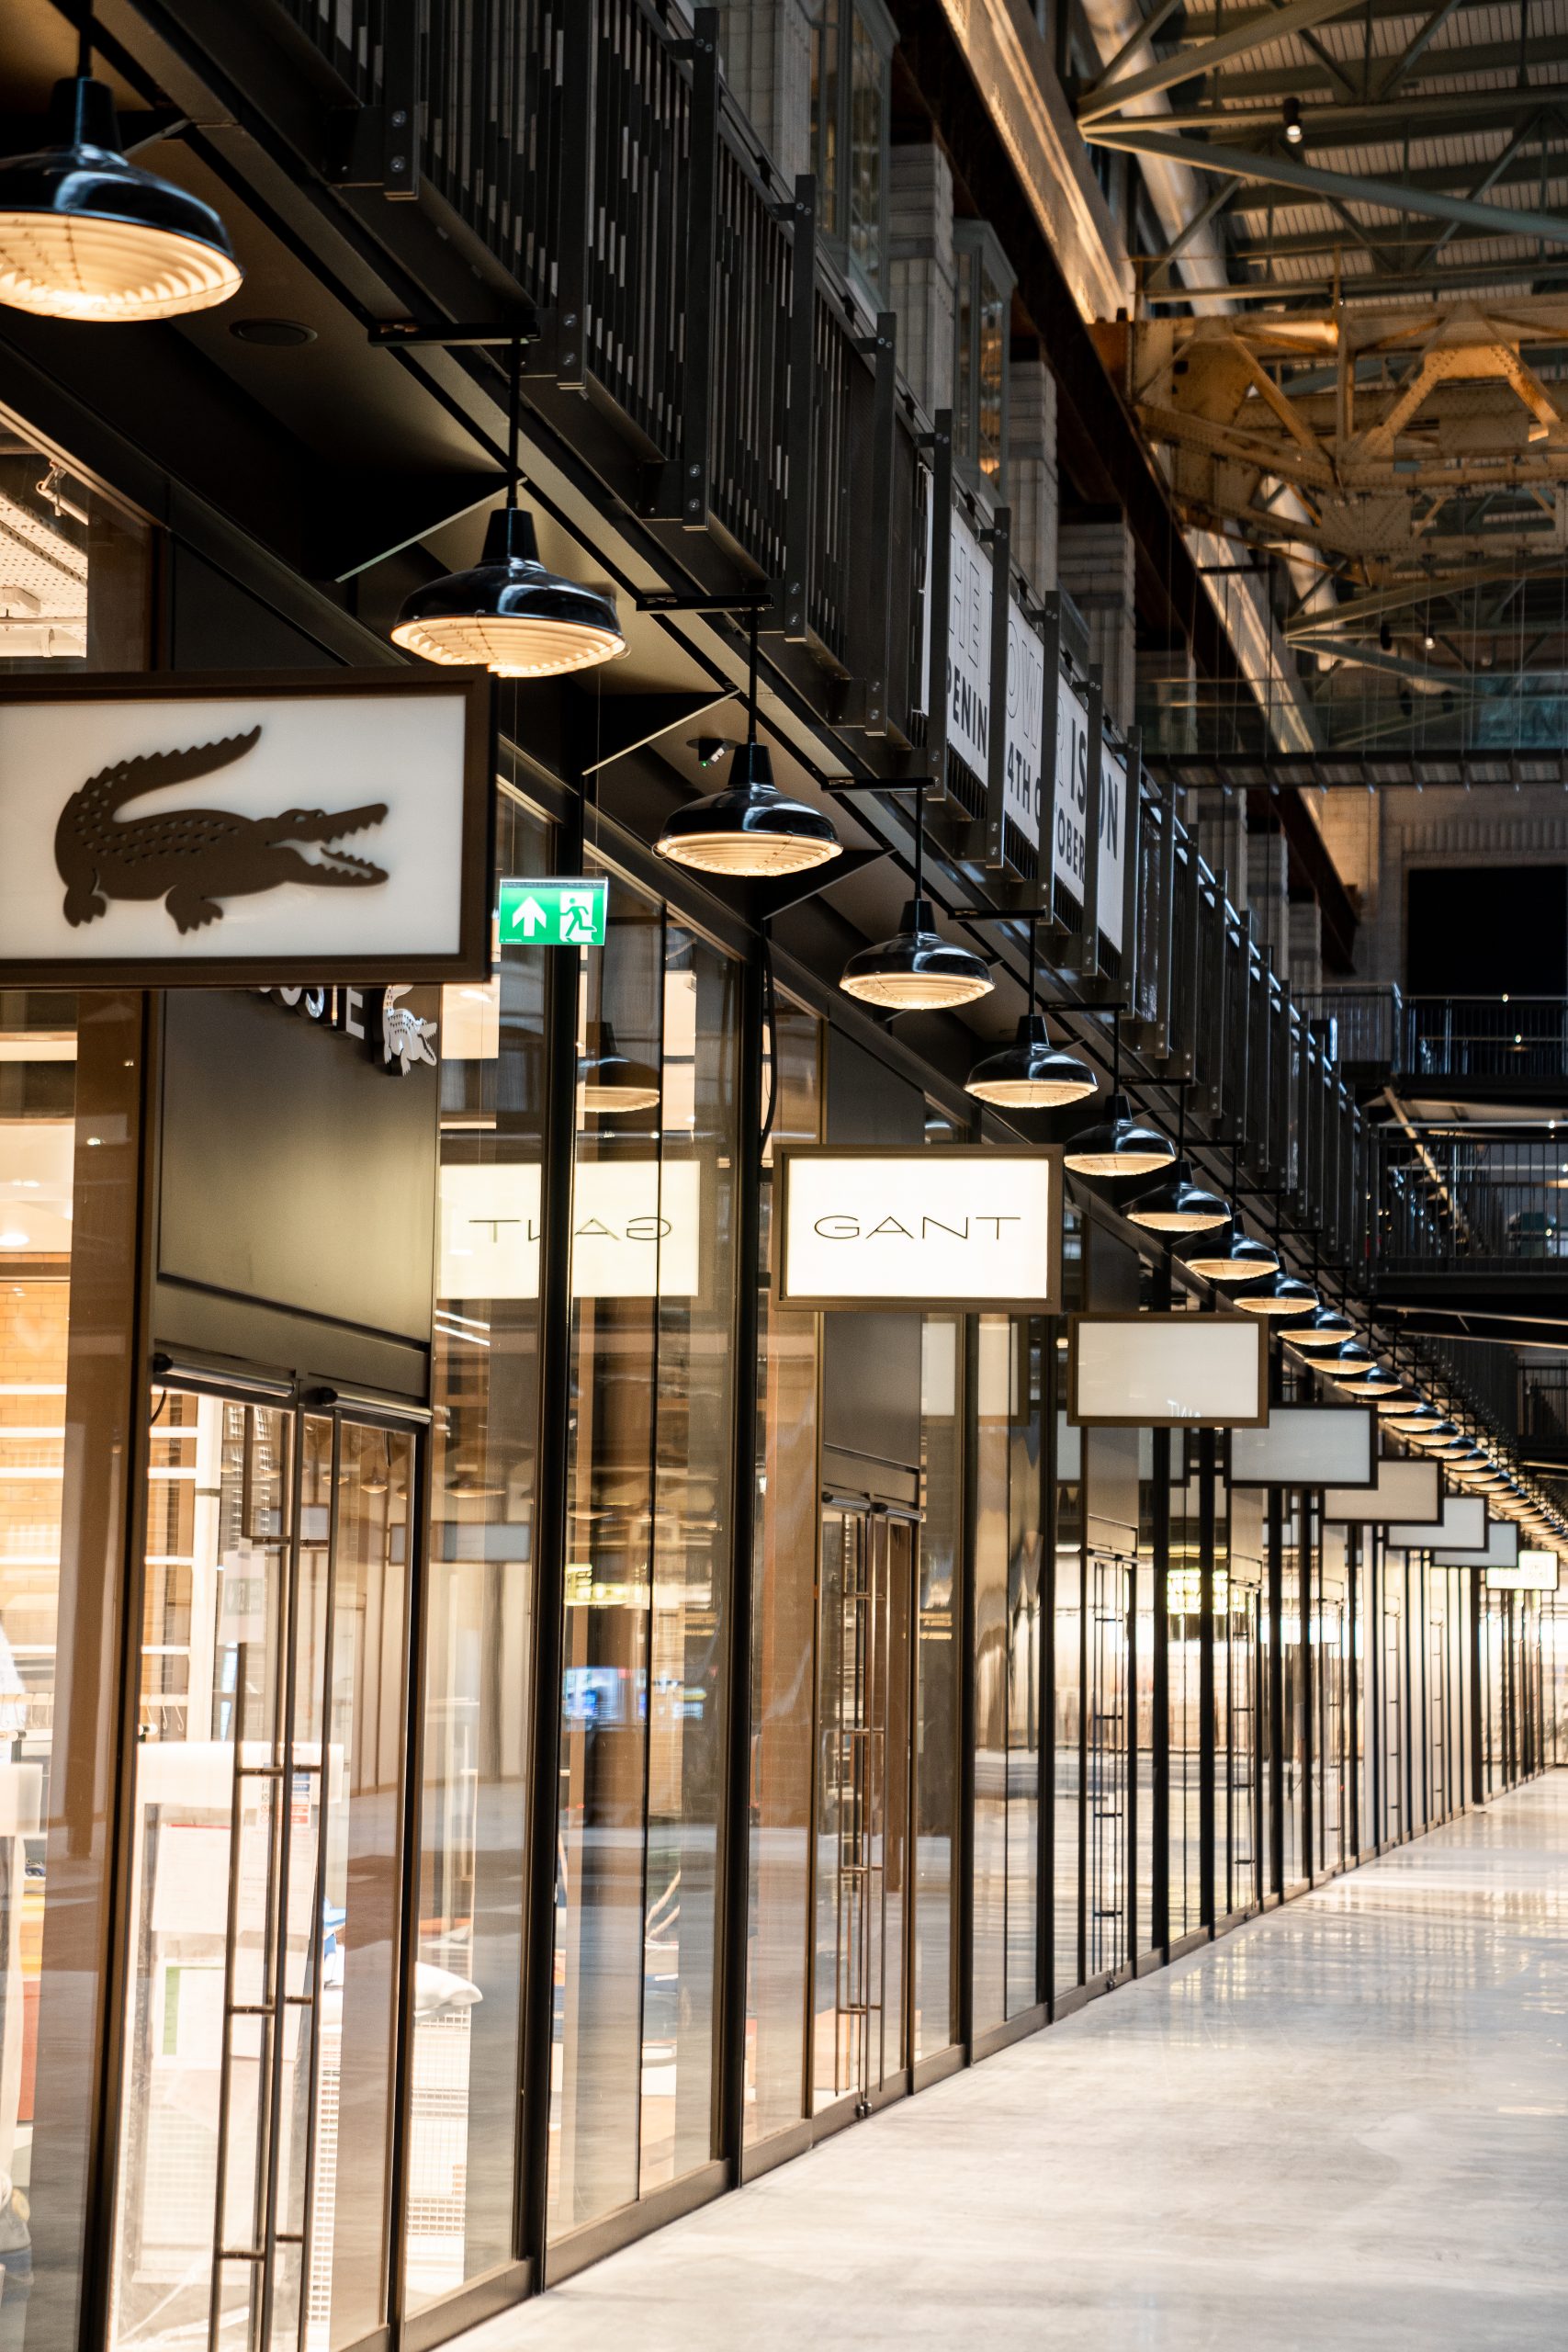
[109,1386,416,2352]
[813,1505,914,2120]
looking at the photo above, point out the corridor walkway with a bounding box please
[475,1776,1568,2351]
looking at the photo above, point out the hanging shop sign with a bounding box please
[1066,1313,1267,1429]
[1385,1493,1487,1553]
[498,875,608,946]
[439,1160,702,1300]
[774,1146,1062,1314]
[1228,1404,1376,1488]
[929,503,1047,850]
[0,669,492,986]
[1322,1455,1440,1526]
[1487,1550,1561,1591]
[1439,1518,1518,1572]
[1051,689,1127,956]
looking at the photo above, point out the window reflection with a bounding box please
[915,1317,960,2064]
[109,1399,412,2352]
[548,871,739,2237]
[973,1316,1043,2031]
[0,1006,76,2350]
[745,1002,820,2147]
[412,793,549,2308]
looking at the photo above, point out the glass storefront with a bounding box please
[547,864,740,2234]
[745,1002,821,2148]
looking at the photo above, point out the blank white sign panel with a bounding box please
[1488,1550,1560,1591]
[1323,1456,1440,1525]
[1229,1406,1375,1487]
[1438,1519,1518,1570]
[1068,1315,1265,1427]
[1386,1494,1486,1552]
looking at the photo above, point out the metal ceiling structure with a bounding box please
[1079,1,1568,760]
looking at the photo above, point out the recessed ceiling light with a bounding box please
[230,316,316,346]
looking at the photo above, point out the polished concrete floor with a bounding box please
[469,1775,1568,2350]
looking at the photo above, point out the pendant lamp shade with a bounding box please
[1324,1338,1377,1382]
[392,507,626,679]
[964,1013,1099,1109]
[657,741,841,877]
[840,898,994,1011]
[0,77,243,322]
[1179,1225,1279,1283]
[1387,1402,1439,1435]
[1062,1092,1174,1179]
[1125,1157,1231,1234]
[1421,1420,1461,1449]
[578,1022,660,1115]
[1289,1306,1355,1351]
[1235,1272,1319,1318]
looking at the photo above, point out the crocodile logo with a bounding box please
[379,986,438,1076]
[54,725,389,935]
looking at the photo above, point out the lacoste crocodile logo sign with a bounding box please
[54,725,389,935]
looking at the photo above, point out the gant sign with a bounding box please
[774,1147,1062,1313]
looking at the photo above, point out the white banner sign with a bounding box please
[776,1147,1062,1312]
[934,504,1045,851]
[0,673,489,984]
[1068,1314,1267,1428]
[1052,686,1128,956]
[440,1160,702,1300]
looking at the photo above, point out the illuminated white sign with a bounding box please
[1322,1456,1440,1525]
[1068,1314,1267,1428]
[775,1147,1061,1312]
[1487,1549,1561,1591]
[0,673,488,985]
[1229,1405,1376,1487]
[440,1160,702,1300]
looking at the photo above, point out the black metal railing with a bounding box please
[1379,1137,1568,1268]
[1403,997,1568,1084]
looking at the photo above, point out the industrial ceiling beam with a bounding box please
[1084,121,1568,247]
[1377,0,1468,99]
[1146,173,1245,291]
[1147,85,1568,141]
[1077,0,1369,123]
[1178,28,1568,103]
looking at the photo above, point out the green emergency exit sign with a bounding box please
[498,876,608,947]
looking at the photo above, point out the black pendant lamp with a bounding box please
[964,914,1099,1109]
[657,614,841,877]
[840,783,994,1012]
[1126,1159,1231,1233]
[1235,1269,1319,1318]
[1063,1012,1175,1178]
[1289,1304,1356,1351]
[1387,1399,1440,1437]
[578,1021,660,1116]
[1180,1223,1279,1283]
[0,27,242,322]
[1323,1335,1377,1382]
[392,337,625,679]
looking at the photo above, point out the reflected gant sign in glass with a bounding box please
[774,1146,1063,1313]
[0,668,492,984]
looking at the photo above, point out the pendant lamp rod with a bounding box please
[506,332,523,512]
[747,606,760,747]
[79,9,93,77]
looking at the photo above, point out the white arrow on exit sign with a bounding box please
[513,896,547,937]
